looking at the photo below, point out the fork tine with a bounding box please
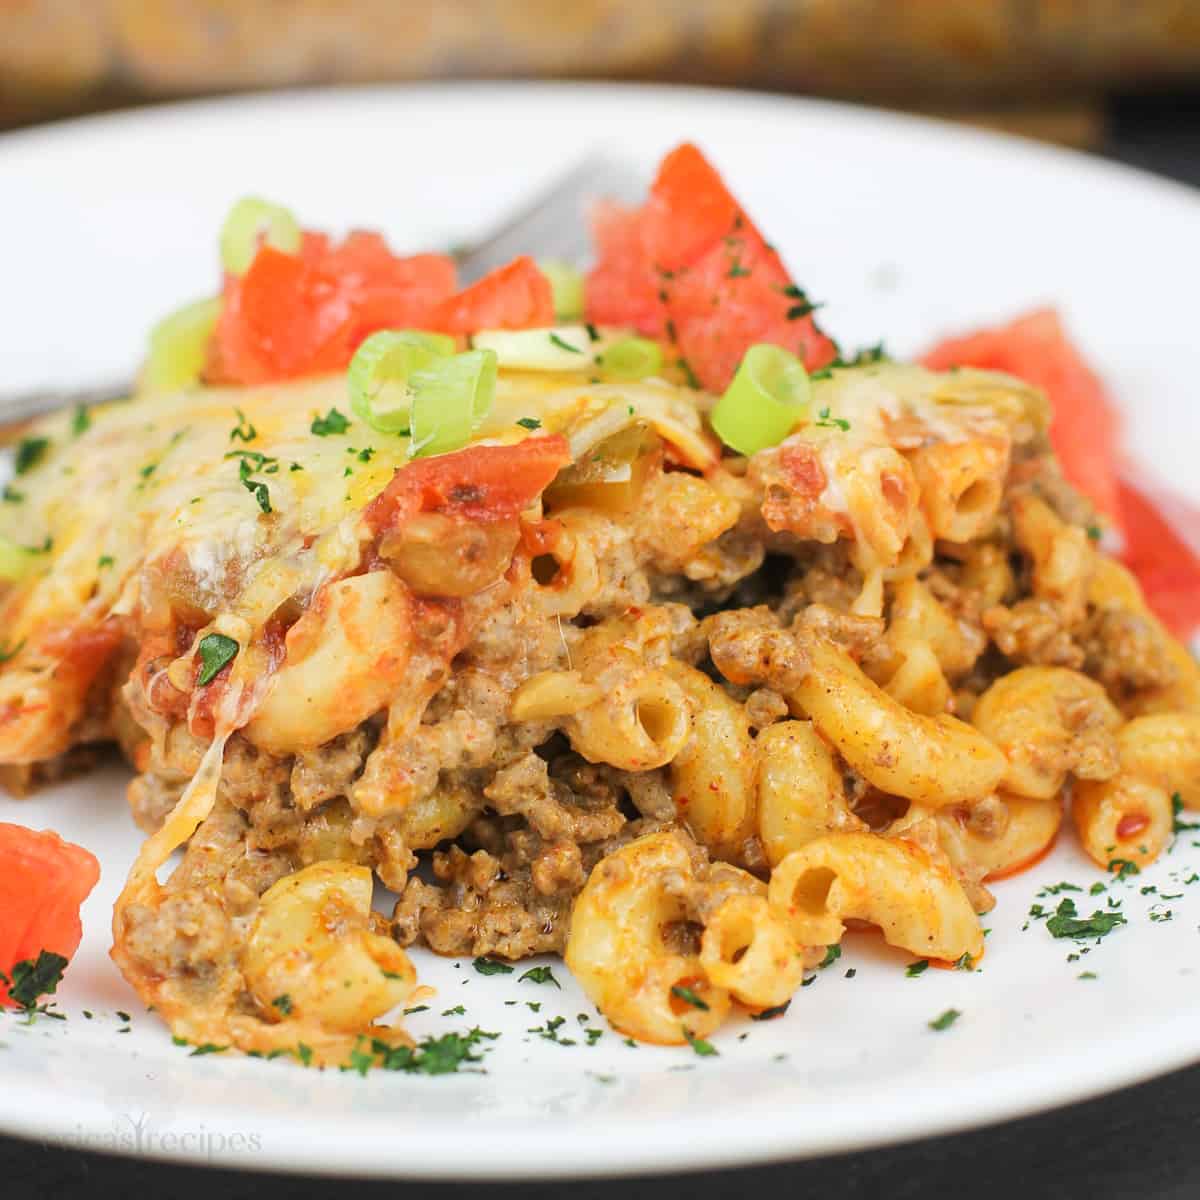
[455,155,646,282]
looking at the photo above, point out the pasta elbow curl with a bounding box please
[244,571,412,754]
[243,861,415,1033]
[665,661,757,861]
[756,719,866,866]
[700,894,806,1008]
[768,832,984,963]
[565,832,731,1044]
[972,666,1122,799]
[1073,712,1200,869]
[790,629,1005,806]
[564,668,692,771]
[908,435,1008,543]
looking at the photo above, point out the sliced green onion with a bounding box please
[709,343,811,456]
[219,196,302,274]
[471,325,597,371]
[347,330,457,433]
[538,259,585,321]
[409,349,497,458]
[0,536,34,583]
[144,297,221,393]
[598,337,663,382]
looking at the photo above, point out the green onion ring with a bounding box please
[598,337,663,382]
[347,330,457,433]
[219,196,302,274]
[709,343,812,456]
[144,296,222,393]
[408,349,498,458]
[538,259,585,321]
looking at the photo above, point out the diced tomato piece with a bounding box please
[431,256,554,335]
[207,233,458,385]
[0,824,100,1004]
[922,308,1122,522]
[584,202,667,337]
[1116,476,1200,638]
[667,230,837,394]
[585,142,838,392]
[366,434,572,533]
[640,143,742,272]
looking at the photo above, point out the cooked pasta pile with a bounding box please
[2,144,1197,1061]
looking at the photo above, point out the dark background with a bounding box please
[3,84,1199,1200]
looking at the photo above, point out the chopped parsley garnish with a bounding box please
[441,1004,466,1017]
[356,447,374,463]
[519,966,561,988]
[229,408,257,443]
[906,959,930,977]
[1039,882,1083,896]
[525,1001,541,1013]
[1086,524,1103,541]
[844,968,857,979]
[367,1028,498,1075]
[1108,858,1140,881]
[189,1043,229,1057]
[516,417,542,430]
[809,343,888,380]
[310,408,350,436]
[0,951,68,1020]
[954,952,975,971]
[97,555,113,569]
[928,1008,961,1032]
[272,994,293,1016]
[670,984,709,1011]
[14,437,50,476]
[727,259,750,279]
[1,485,23,504]
[472,957,514,976]
[819,945,842,968]
[549,333,583,354]
[296,1043,314,1067]
[1089,881,1107,896]
[1078,971,1098,980]
[71,404,91,436]
[683,1029,718,1057]
[585,323,601,342]
[815,406,851,432]
[529,1015,575,1045]
[749,1000,791,1022]
[1044,897,1127,941]
[195,632,239,686]
[138,462,157,479]
[1172,794,1200,834]
[0,640,25,663]
[403,1005,430,1015]
[243,477,272,513]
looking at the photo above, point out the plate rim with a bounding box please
[2,78,1199,1180]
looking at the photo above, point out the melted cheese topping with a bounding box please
[0,367,716,651]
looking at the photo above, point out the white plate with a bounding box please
[1,83,1199,1180]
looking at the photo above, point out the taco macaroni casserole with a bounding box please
[2,144,1197,1062]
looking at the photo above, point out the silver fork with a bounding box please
[0,154,645,432]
